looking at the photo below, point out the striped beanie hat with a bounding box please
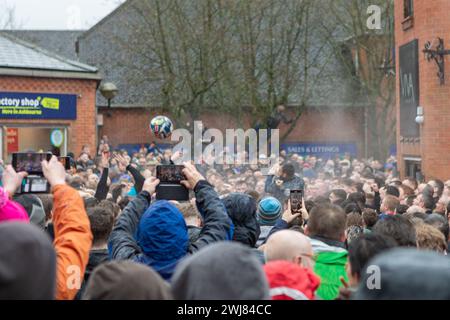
[257,197,282,226]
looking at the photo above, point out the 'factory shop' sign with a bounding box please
[0,92,77,120]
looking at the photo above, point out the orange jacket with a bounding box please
[52,185,92,300]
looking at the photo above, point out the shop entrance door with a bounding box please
[1,126,67,161]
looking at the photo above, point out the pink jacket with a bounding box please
[0,187,29,223]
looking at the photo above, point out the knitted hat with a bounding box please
[83,261,173,300]
[257,197,282,226]
[172,242,270,300]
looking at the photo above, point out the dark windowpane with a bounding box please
[404,0,414,19]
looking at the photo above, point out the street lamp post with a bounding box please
[100,82,118,108]
[97,82,118,148]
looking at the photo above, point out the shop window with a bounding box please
[404,158,422,182]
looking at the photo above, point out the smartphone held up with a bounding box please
[12,152,52,175]
[290,189,303,214]
[11,152,71,194]
[155,164,189,201]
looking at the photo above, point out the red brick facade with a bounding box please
[99,107,365,156]
[395,0,450,179]
[0,76,98,156]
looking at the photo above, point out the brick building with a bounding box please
[0,33,101,160]
[395,0,450,180]
[98,106,365,157]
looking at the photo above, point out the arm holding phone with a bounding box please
[180,162,232,254]
[2,165,27,197]
[42,156,92,300]
[0,165,29,223]
[263,197,309,245]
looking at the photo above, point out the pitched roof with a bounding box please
[2,30,83,60]
[0,32,98,74]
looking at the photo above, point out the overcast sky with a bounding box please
[1,0,125,30]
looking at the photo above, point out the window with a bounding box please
[404,0,414,19]
[402,0,414,30]
[404,158,423,182]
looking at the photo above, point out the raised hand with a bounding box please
[114,153,129,172]
[100,151,110,169]
[142,176,160,195]
[171,150,183,163]
[282,201,302,224]
[2,165,27,196]
[42,156,66,187]
[181,162,205,190]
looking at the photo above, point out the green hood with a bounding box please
[313,249,348,300]
[315,250,348,265]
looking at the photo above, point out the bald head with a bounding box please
[265,230,313,268]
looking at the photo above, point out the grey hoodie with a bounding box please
[13,194,46,229]
[171,242,270,300]
[0,222,56,299]
[355,248,450,300]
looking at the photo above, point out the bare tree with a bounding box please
[101,0,332,133]
[318,0,395,160]
[0,1,21,29]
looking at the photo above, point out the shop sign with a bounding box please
[0,92,77,120]
[281,142,357,158]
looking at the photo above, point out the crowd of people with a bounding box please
[0,136,450,300]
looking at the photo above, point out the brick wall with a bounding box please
[0,75,98,156]
[99,107,365,156]
[395,0,450,179]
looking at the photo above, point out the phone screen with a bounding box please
[290,189,303,213]
[12,153,52,175]
[21,177,49,193]
[156,165,186,183]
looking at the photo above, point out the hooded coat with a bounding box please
[83,261,172,300]
[222,193,260,247]
[264,175,305,203]
[354,248,450,300]
[262,218,348,300]
[52,185,93,300]
[171,242,270,300]
[13,194,46,229]
[310,237,348,300]
[264,260,321,300]
[0,187,29,223]
[109,180,232,281]
[0,222,56,299]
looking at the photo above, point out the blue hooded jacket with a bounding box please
[133,201,189,280]
[109,180,232,281]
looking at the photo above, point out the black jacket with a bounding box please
[222,193,260,248]
[267,110,293,129]
[76,249,109,299]
[108,180,231,279]
[265,174,305,203]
